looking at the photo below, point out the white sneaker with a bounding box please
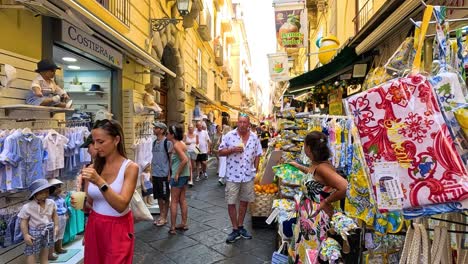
[188,180,193,187]
[195,177,201,182]
[203,172,208,179]
[65,100,73,109]
[218,179,224,186]
[52,95,61,103]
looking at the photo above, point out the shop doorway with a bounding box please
[156,78,168,123]
[161,45,178,125]
[53,45,112,121]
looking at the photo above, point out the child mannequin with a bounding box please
[19,179,58,264]
[26,59,72,108]
[48,179,68,259]
[141,164,154,206]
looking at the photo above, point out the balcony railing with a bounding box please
[353,0,374,34]
[96,0,130,27]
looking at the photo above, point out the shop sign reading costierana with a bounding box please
[61,21,123,69]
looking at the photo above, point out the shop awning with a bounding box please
[287,46,358,92]
[221,101,243,113]
[354,0,421,55]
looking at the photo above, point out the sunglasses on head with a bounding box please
[170,125,178,137]
[93,119,112,129]
[239,112,249,118]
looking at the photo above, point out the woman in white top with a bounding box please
[183,123,198,186]
[74,119,139,264]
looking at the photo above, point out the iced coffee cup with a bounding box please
[71,191,87,210]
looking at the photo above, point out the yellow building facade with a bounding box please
[0,0,249,151]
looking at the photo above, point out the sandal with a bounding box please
[153,219,167,226]
[175,225,189,231]
[168,229,177,235]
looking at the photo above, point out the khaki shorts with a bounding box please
[225,180,255,205]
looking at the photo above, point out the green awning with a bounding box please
[288,46,358,92]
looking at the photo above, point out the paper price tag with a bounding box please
[384,179,404,199]
[266,207,280,225]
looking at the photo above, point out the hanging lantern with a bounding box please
[177,0,192,17]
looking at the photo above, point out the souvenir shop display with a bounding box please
[256,107,366,263]
[263,4,468,263]
[18,179,57,262]
[343,4,467,264]
[0,117,88,259]
[132,119,155,170]
[251,148,280,219]
[344,5,468,214]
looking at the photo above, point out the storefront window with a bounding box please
[53,45,111,121]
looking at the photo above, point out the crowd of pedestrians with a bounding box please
[66,114,275,263]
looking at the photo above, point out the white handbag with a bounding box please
[130,190,153,222]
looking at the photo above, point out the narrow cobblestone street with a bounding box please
[132,161,277,264]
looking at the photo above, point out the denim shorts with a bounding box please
[170,176,189,188]
[24,223,54,256]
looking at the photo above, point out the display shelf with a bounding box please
[67,91,107,94]
[0,104,74,118]
[67,91,107,98]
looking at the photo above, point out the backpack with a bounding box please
[163,138,170,161]
[164,138,171,175]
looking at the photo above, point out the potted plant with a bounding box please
[69,75,83,91]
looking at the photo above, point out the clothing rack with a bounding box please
[308,114,353,120]
[431,217,468,227]
[410,17,468,27]
[0,118,65,129]
[420,0,468,10]
[134,120,153,139]
[59,119,91,127]
[0,117,64,122]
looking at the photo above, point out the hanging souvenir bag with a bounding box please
[362,49,394,91]
[399,223,429,264]
[345,5,468,210]
[429,6,468,165]
[271,241,289,264]
[384,37,415,77]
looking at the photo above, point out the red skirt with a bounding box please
[84,210,134,264]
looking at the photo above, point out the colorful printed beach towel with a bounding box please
[345,74,468,209]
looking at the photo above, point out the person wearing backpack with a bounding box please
[151,122,173,226]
